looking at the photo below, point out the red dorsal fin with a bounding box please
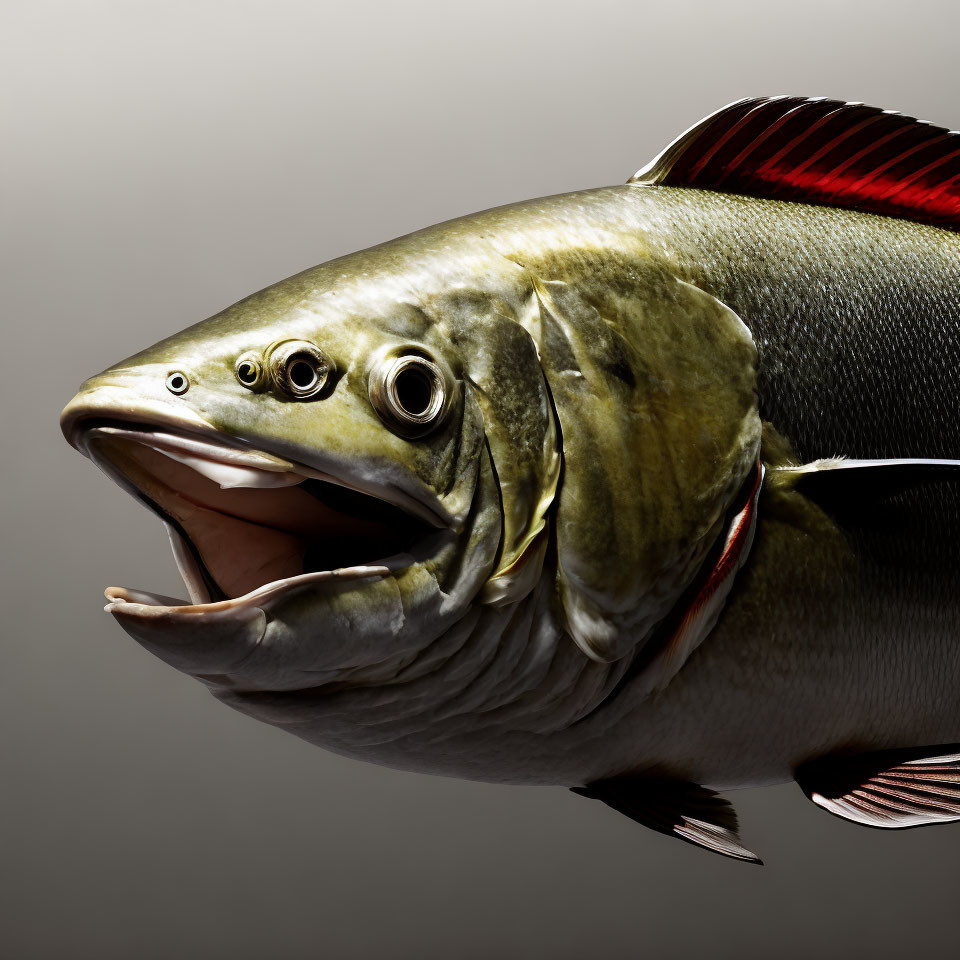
[630,96,960,230]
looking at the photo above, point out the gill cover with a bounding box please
[420,289,562,608]
[516,261,760,662]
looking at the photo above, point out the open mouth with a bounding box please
[73,422,436,609]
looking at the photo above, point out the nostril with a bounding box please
[237,361,259,385]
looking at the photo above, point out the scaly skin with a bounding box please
[61,184,960,791]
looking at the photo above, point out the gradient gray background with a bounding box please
[3,1,958,957]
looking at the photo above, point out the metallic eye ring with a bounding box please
[369,354,447,438]
[165,371,190,395]
[267,340,332,400]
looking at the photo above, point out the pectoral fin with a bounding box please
[796,747,960,829]
[771,457,960,510]
[572,778,762,863]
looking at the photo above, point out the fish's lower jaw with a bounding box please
[103,587,270,676]
[102,563,393,615]
[70,421,435,616]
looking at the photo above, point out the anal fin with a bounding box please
[796,746,960,829]
[572,778,762,863]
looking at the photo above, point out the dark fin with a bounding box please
[572,778,763,863]
[770,457,960,512]
[630,96,960,230]
[796,746,960,829]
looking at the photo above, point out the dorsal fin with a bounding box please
[630,96,960,230]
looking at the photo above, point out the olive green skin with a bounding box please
[63,185,960,790]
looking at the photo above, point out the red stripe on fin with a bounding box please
[641,462,764,694]
[630,97,960,230]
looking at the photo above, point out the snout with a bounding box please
[60,367,217,455]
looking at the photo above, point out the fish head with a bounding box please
[60,255,512,692]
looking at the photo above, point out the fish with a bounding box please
[60,97,960,863]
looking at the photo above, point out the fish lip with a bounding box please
[61,383,215,453]
[103,563,395,618]
[76,424,301,488]
[62,387,451,615]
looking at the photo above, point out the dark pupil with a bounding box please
[395,366,433,415]
[289,359,317,388]
[238,363,257,384]
[170,375,184,390]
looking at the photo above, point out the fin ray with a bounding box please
[573,777,762,863]
[797,748,960,829]
[631,97,960,230]
[770,457,960,511]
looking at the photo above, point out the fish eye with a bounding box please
[369,354,447,438]
[267,340,332,400]
[234,353,266,390]
[165,371,189,395]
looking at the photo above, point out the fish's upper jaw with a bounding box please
[60,379,221,458]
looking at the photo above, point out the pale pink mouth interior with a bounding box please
[88,433,426,603]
